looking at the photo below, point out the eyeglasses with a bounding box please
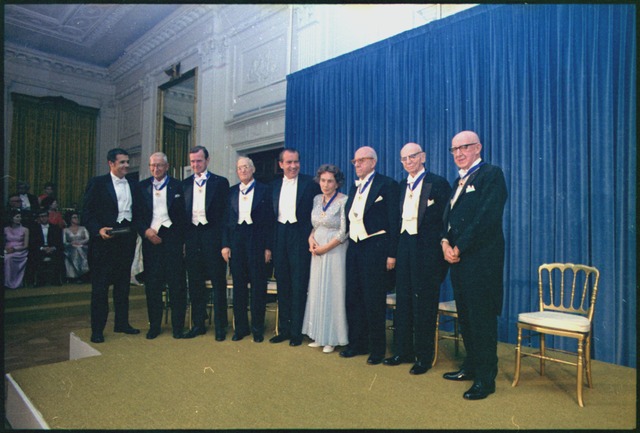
[351,157,374,166]
[149,163,167,168]
[449,142,478,154]
[236,165,251,171]
[400,151,424,163]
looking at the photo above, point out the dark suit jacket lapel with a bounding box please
[231,185,240,214]
[295,176,307,208]
[184,177,194,216]
[105,175,118,205]
[364,173,383,215]
[251,182,262,212]
[418,179,433,228]
[205,171,215,209]
[144,179,153,211]
[272,178,282,215]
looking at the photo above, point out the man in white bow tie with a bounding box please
[134,152,188,340]
[340,146,399,365]
[181,146,230,341]
[82,148,140,343]
[383,142,451,375]
[441,130,508,400]
[270,148,320,346]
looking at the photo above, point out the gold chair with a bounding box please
[385,293,396,330]
[432,300,462,367]
[266,269,279,335]
[512,263,600,407]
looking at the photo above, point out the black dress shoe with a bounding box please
[215,331,226,341]
[172,331,184,339]
[146,328,161,340]
[463,381,495,400]
[340,348,368,358]
[232,331,249,341]
[289,337,302,346]
[114,325,140,335]
[183,326,206,339]
[367,355,384,365]
[383,355,413,366]
[410,361,431,375]
[253,334,264,343]
[443,368,475,381]
[269,334,290,343]
[90,332,104,343]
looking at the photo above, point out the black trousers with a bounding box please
[273,222,311,338]
[142,226,187,333]
[185,224,228,330]
[229,223,267,336]
[394,232,440,362]
[89,223,136,333]
[345,234,389,358]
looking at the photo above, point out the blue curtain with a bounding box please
[285,4,636,367]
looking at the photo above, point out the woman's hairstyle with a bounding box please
[314,164,345,187]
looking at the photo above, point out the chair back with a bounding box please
[537,263,600,322]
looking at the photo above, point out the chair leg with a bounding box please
[432,312,440,367]
[577,338,585,407]
[585,334,593,388]
[512,326,522,387]
[539,333,546,376]
[453,317,460,356]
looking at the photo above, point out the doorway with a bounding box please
[248,147,283,184]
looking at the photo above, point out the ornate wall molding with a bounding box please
[109,5,214,81]
[4,43,109,81]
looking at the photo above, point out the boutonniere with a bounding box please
[427,199,435,207]
[465,185,476,193]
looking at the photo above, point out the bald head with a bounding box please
[400,142,426,176]
[450,130,482,171]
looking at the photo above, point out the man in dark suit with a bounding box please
[270,148,321,346]
[383,142,451,374]
[441,130,508,400]
[28,209,64,286]
[16,181,38,214]
[222,156,274,343]
[340,146,399,365]
[182,146,230,341]
[81,148,140,343]
[134,152,187,340]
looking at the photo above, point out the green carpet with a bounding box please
[8,321,637,430]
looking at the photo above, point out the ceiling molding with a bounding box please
[4,42,109,81]
[108,5,215,81]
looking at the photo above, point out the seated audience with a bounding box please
[16,181,38,212]
[28,209,64,286]
[41,196,66,229]
[4,210,30,289]
[38,182,56,205]
[6,193,34,227]
[63,211,90,282]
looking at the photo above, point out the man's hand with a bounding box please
[145,228,162,245]
[221,247,231,263]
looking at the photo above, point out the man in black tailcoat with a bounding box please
[383,142,451,374]
[182,146,230,341]
[441,130,508,400]
[222,156,274,343]
[340,146,399,365]
[134,152,188,340]
[270,148,321,346]
[81,148,140,343]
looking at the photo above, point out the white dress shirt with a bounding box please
[278,176,298,223]
[110,173,133,223]
[401,168,425,235]
[151,177,172,231]
[192,173,208,225]
[349,171,384,242]
[238,180,255,224]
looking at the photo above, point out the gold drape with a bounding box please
[10,93,98,210]
[162,116,190,180]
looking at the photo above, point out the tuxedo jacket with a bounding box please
[134,176,187,238]
[345,172,400,259]
[81,174,138,238]
[222,180,274,252]
[398,171,451,283]
[182,171,230,242]
[29,223,63,255]
[271,173,320,239]
[442,163,508,313]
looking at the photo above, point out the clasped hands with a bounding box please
[442,240,461,264]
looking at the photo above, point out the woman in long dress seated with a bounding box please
[302,164,349,353]
[4,209,29,289]
[62,211,90,282]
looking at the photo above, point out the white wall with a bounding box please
[4,4,475,185]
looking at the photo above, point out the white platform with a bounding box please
[4,332,101,429]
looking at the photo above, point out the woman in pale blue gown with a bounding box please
[62,211,90,281]
[302,164,349,353]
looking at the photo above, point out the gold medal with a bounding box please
[321,212,326,217]
[155,191,160,197]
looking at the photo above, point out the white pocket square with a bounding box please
[375,196,383,203]
[174,194,181,198]
[465,185,476,193]
[427,199,435,207]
